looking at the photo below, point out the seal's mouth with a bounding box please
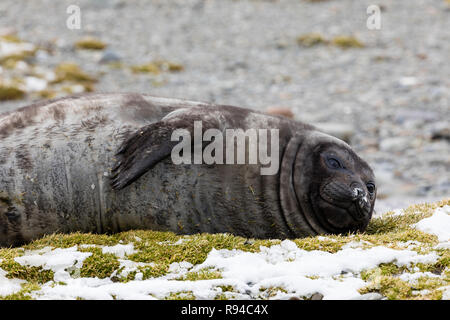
[320,182,371,219]
[313,181,372,233]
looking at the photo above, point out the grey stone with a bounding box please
[99,50,122,64]
[310,292,324,300]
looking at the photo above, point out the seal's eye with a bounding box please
[366,183,375,194]
[326,157,341,169]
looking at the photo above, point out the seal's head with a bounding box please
[280,130,376,237]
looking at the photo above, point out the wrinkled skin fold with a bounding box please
[0,93,376,247]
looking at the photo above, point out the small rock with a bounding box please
[310,292,324,300]
[266,107,294,119]
[99,50,122,64]
[431,127,450,142]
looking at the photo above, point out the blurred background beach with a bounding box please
[0,0,448,214]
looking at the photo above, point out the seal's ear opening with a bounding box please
[111,122,176,190]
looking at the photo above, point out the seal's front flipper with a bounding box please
[111,108,221,190]
[111,122,178,190]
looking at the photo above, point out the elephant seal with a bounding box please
[0,93,376,247]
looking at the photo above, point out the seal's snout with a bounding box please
[352,186,365,200]
[351,184,371,221]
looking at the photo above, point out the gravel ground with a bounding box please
[0,0,449,213]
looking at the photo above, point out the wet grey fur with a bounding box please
[0,93,375,247]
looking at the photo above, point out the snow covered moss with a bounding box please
[0,199,448,300]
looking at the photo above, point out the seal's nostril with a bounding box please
[352,187,364,200]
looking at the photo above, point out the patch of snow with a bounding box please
[440,286,450,300]
[35,277,115,300]
[115,259,153,278]
[14,246,92,282]
[168,261,193,275]
[0,267,25,297]
[435,241,450,250]
[102,243,136,258]
[412,289,430,296]
[413,205,450,242]
[399,272,440,283]
[9,240,442,300]
[341,240,372,249]
[396,240,421,249]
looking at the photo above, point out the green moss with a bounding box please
[332,36,365,48]
[293,236,348,253]
[217,285,235,292]
[130,60,184,74]
[78,247,120,279]
[0,85,25,101]
[52,63,97,87]
[165,291,196,300]
[38,89,57,99]
[126,232,274,278]
[414,276,446,292]
[156,60,184,72]
[359,276,412,300]
[360,263,406,281]
[258,287,288,299]
[0,259,54,284]
[297,33,328,47]
[24,232,119,250]
[139,263,170,279]
[131,62,160,74]
[177,268,222,281]
[0,34,23,43]
[296,34,364,49]
[0,35,36,65]
[75,37,107,50]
